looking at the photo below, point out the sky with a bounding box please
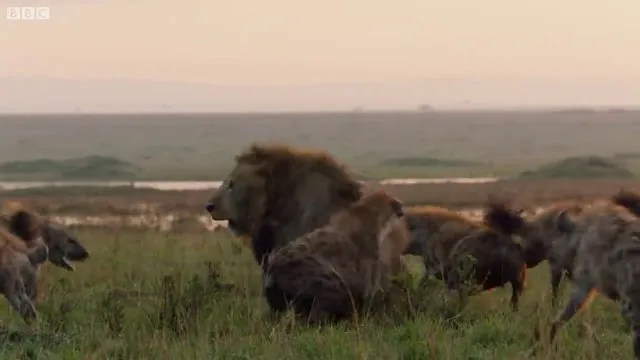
[0,0,639,110]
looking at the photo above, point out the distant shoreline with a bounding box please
[0,178,499,191]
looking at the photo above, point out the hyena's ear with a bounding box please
[611,188,640,217]
[390,197,404,217]
[555,210,576,234]
[8,210,41,242]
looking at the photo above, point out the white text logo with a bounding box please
[6,6,50,20]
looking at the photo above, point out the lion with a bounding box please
[204,143,410,275]
[511,189,640,304]
[403,200,527,311]
[260,190,405,323]
[539,200,640,359]
[0,221,48,324]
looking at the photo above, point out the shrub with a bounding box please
[519,156,634,179]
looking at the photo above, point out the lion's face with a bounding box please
[205,162,268,236]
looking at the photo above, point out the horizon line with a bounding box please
[1,106,639,117]
[3,75,640,87]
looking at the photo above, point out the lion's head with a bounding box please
[205,158,268,237]
[205,143,363,262]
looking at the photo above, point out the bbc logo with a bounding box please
[6,6,50,20]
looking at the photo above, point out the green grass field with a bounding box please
[2,110,640,180]
[0,228,632,359]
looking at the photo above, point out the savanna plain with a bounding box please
[2,111,640,359]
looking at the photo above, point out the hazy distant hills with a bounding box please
[1,76,638,113]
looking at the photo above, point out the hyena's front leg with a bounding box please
[4,282,38,324]
[24,271,40,305]
[549,262,565,305]
[421,261,445,284]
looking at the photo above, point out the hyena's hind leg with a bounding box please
[262,271,290,314]
[617,269,640,360]
[306,280,361,325]
[619,296,640,359]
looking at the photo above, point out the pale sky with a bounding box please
[2,0,639,86]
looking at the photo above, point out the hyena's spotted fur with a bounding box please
[543,200,640,359]
[517,189,640,303]
[404,200,527,311]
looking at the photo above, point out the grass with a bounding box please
[0,227,633,359]
[3,110,640,357]
[3,111,640,180]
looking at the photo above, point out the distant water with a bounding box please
[45,203,546,232]
[0,177,499,191]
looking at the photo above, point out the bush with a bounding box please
[519,156,634,179]
[380,157,482,168]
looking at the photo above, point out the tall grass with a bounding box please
[0,227,632,359]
